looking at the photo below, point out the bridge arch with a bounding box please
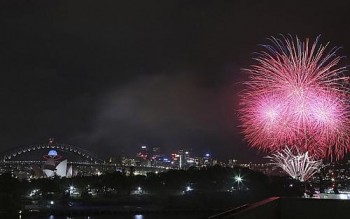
[1,144,103,163]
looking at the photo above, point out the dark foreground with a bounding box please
[209,197,350,219]
[18,192,254,219]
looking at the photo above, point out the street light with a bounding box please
[235,176,242,183]
[234,175,243,190]
[69,185,74,195]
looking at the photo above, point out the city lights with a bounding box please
[137,186,143,194]
[186,186,193,192]
[2,2,350,218]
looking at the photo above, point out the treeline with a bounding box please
[0,165,303,216]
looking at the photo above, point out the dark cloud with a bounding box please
[80,73,228,155]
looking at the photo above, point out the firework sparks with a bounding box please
[239,35,350,159]
[266,147,323,182]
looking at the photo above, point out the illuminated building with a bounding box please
[151,147,160,157]
[121,157,137,166]
[33,150,74,178]
[0,140,105,178]
[203,153,212,166]
[137,145,148,160]
[228,159,238,167]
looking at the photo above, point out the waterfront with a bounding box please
[24,212,214,219]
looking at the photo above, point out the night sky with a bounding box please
[1,0,350,161]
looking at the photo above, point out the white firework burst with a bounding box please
[266,147,323,182]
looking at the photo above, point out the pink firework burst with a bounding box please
[239,36,350,159]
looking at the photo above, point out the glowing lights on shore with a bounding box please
[235,175,243,183]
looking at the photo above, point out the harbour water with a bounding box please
[26,212,213,219]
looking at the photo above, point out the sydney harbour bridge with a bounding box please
[0,141,165,178]
[1,143,104,164]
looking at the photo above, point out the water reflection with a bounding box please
[47,215,145,219]
[43,213,210,219]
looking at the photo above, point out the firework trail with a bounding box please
[240,35,350,159]
[266,147,323,182]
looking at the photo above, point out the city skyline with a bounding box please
[0,139,261,164]
[0,0,350,162]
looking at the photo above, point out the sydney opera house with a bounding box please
[0,141,115,179]
[31,150,76,178]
